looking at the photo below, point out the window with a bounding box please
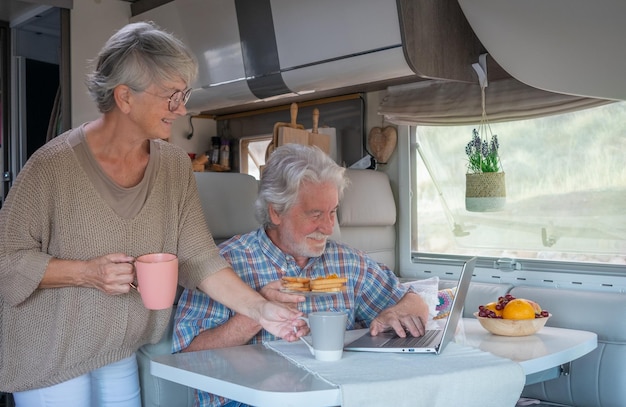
[411,102,626,265]
[239,135,272,180]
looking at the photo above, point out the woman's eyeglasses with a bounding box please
[144,88,192,112]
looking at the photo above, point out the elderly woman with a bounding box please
[0,22,305,407]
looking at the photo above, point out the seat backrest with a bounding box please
[513,285,626,407]
[194,172,260,244]
[338,168,397,270]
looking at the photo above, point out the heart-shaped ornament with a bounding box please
[367,126,397,164]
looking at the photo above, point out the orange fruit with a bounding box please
[484,302,503,317]
[524,299,542,315]
[502,299,536,320]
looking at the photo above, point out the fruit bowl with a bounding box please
[473,312,551,337]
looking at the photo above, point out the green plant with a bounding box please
[465,128,501,173]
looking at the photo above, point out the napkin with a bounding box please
[265,330,525,407]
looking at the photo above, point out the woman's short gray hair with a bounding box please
[256,144,348,228]
[85,21,198,113]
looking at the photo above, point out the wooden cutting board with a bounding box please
[266,102,305,159]
[278,103,310,146]
[277,104,330,155]
[308,108,331,154]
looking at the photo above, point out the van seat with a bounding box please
[338,169,397,270]
[512,286,626,407]
[194,171,259,244]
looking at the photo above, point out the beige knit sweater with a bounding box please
[0,127,229,392]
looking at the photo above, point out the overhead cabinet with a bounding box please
[132,0,483,114]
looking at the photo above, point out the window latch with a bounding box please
[541,227,558,247]
[494,258,521,271]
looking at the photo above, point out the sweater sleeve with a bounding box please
[0,148,55,305]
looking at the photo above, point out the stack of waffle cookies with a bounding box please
[281,274,347,293]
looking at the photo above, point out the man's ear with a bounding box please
[114,85,132,114]
[268,204,282,226]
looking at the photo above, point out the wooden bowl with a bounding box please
[473,312,551,336]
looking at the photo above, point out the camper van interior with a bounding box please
[1,1,625,407]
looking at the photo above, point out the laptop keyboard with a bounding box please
[383,329,440,348]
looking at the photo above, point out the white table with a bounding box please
[458,318,597,384]
[150,318,597,407]
[151,340,340,407]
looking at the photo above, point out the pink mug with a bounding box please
[135,253,178,310]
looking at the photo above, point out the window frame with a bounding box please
[396,125,626,292]
[238,134,272,180]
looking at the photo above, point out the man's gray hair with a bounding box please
[256,144,348,229]
[85,21,198,113]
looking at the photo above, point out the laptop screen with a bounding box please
[344,257,476,354]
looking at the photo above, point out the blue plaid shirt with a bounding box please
[172,227,407,407]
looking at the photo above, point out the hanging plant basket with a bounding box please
[464,63,506,212]
[465,172,506,212]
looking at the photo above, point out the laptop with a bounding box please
[344,257,476,354]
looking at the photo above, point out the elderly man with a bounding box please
[173,143,429,407]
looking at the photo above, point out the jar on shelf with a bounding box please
[210,136,221,165]
[219,139,230,168]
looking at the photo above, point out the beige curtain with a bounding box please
[378,78,612,126]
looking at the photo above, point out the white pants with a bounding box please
[13,354,141,407]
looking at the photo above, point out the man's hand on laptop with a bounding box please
[369,292,428,337]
